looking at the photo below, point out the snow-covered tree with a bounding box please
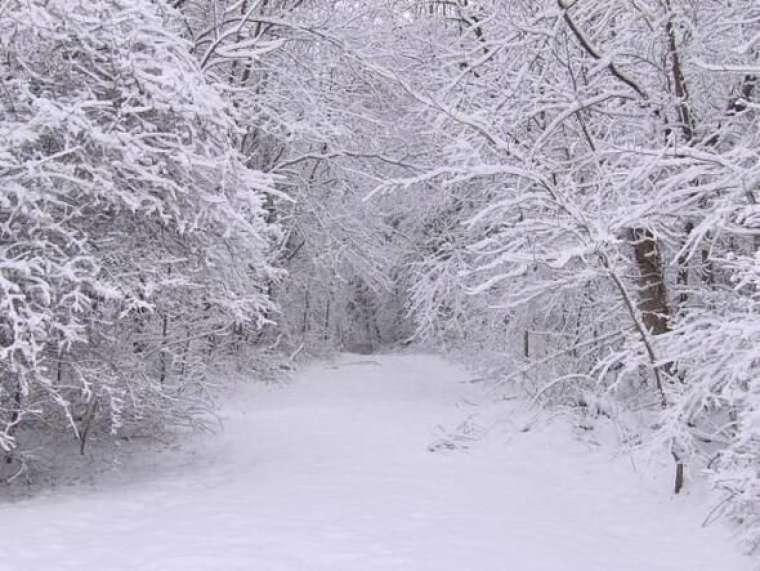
[375,0,760,539]
[173,0,423,353]
[0,0,278,475]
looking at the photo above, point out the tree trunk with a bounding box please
[630,228,671,337]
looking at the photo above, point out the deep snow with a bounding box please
[0,354,752,570]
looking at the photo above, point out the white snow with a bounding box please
[0,354,752,570]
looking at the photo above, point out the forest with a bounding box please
[1,0,760,564]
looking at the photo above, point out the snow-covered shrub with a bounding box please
[0,0,278,473]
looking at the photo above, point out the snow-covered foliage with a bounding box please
[0,0,278,476]
[173,0,421,353]
[373,0,760,551]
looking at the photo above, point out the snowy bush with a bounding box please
[0,0,278,475]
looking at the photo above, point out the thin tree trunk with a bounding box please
[79,398,98,456]
[4,375,22,465]
[323,300,330,342]
[663,0,696,492]
[159,312,169,385]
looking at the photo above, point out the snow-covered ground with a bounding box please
[0,354,752,570]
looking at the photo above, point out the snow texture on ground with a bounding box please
[0,354,752,570]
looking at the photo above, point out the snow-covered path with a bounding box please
[0,354,752,570]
